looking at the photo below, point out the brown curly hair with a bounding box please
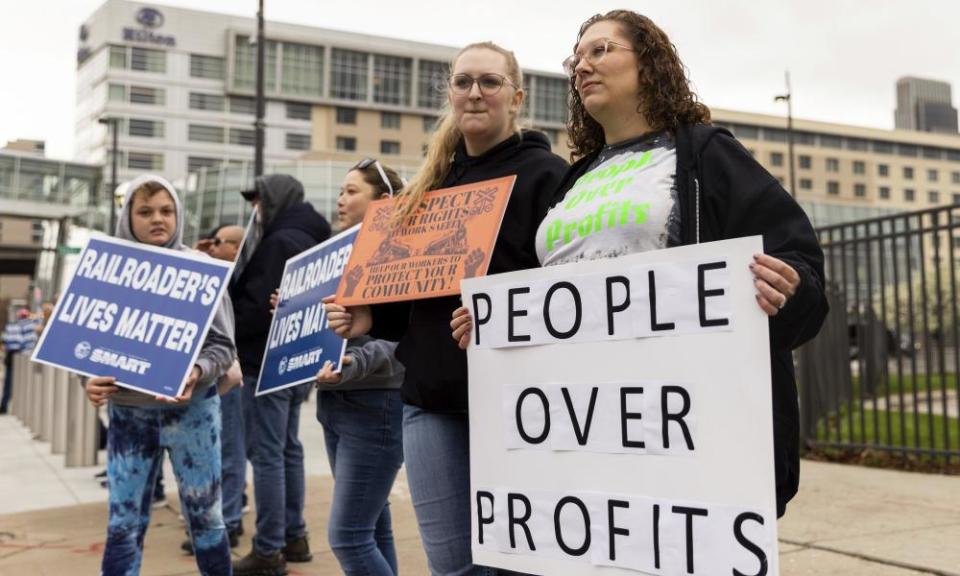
[567,10,711,160]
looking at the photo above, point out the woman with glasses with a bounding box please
[452,10,828,519]
[326,42,568,575]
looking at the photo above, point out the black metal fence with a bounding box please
[797,204,960,462]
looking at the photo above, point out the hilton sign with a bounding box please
[123,7,176,47]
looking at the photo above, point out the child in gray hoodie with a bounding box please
[84,174,235,576]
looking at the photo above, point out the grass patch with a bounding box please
[816,408,959,451]
[851,372,956,397]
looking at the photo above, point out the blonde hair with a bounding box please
[392,42,524,224]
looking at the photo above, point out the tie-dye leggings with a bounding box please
[101,394,232,576]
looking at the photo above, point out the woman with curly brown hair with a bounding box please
[453,10,828,518]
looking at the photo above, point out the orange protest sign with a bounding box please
[335,175,516,305]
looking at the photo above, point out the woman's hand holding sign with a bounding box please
[155,365,202,404]
[750,253,800,317]
[323,295,373,339]
[451,306,473,350]
[315,355,353,386]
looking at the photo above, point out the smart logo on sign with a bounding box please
[286,349,323,372]
[74,341,92,360]
[88,347,152,375]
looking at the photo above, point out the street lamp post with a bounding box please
[254,0,265,177]
[98,117,119,234]
[775,71,796,198]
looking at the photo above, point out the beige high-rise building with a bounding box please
[710,108,960,226]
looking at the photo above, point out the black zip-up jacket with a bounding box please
[370,130,568,411]
[232,176,331,375]
[550,124,829,517]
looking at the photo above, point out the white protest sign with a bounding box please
[461,236,778,576]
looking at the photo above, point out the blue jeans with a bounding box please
[317,389,404,575]
[220,385,245,531]
[242,375,309,554]
[103,393,231,576]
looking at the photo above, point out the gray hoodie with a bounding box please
[110,174,236,407]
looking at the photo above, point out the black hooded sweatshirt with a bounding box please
[231,174,331,375]
[370,130,568,411]
[549,124,829,517]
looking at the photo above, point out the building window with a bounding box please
[188,124,225,143]
[417,60,449,109]
[928,169,939,182]
[952,171,960,184]
[820,135,842,148]
[127,152,163,171]
[543,128,560,145]
[189,92,225,112]
[853,161,865,175]
[923,147,943,160]
[873,141,895,154]
[286,102,311,120]
[846,138,869,151]
[794,132,816,146]
[128,119,164,138]
[826,158,839,172]
[798,155,811,169]
[898,144,918,157]
[730,124,759,140]
[950,150,960,162]
[229,96,255,115]
[928,190,940,204]
[190,54,225,80]
[129,86,165,106]
[281,42,324,97]
[904,188,915,202]
[762,128,787,142]
[331,48,368,101]
[532,75,568,124]
[827,181,840,195]
[285,133,311,151]
[878,164,889,177]
[187,157,222,173]
[109,45,127,69]
[854,183,866,197]
[879,186,891,199]
[953,193,960,204]
[108,84,126,102]
[799,178,812,190]
[229,128,256,147]
[234,35,278,92]
[373,54,412,106]
[336,136,357,152]
[903,166,914,180]
[336,107,357,125]
[380,140,401,155]
[381,112,401,129]
[422,115,437,133]
[770,152,784,167]
[130,47,165,73]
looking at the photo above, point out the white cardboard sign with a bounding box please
[461,236,778,576]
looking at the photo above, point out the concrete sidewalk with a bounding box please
[1,400,958,575]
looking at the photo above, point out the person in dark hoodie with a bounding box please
[83,175,236,576]
[230,174,331,575]
[452,11,829,519]
[325,42,568,575]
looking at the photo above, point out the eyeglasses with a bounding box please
[562,38,633,78]
[352,158,395,197]
[448,73,516,96]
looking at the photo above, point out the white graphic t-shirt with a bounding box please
[536,132,680,267]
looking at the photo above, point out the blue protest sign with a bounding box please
[256,225,359,396]
[32,236,233,398]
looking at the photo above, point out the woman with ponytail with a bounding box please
[326,42,567,574]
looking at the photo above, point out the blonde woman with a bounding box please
[327,42,568,575]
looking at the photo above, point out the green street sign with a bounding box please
[57,245,82,256]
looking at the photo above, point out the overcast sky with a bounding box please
[1,0,958,160]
